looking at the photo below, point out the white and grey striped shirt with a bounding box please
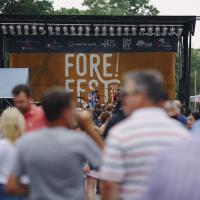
[100,108,190,200]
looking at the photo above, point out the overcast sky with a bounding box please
[53,0,200,48]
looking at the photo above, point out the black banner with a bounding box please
[8,36,178,53]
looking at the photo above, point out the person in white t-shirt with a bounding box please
[0,108,26,200]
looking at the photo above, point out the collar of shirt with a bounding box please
[24,104,38,119]
[131,107,168,120]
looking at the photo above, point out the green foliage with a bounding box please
[176,48,200,97]
[0,0,54,15]
[0,0,159,16]
[56,0,159,16]
[82,0,108,15]
[54,7,82,15]
[190,49,200,96]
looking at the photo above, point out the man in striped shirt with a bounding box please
[100,71,190,200]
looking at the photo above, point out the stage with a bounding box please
[0,15,196,107]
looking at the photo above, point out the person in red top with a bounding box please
[113,89,121,104]
[12,84,46,132]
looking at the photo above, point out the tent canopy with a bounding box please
[0,68,28,98]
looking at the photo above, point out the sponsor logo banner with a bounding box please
[8,36,178,53]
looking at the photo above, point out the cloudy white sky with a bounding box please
[53,0,200,48]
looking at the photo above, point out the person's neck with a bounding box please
[23,104,32,115]
[132,103,160,113]
[140,104,159,109]
[47,120,70,129]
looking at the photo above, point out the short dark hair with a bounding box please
[125,71,165,104]
[12,84,31,97]
[106,104,114,112]
[192,112,200,121]
[101,112,111,124]
[42,88,71,122]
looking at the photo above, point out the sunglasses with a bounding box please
[121,89,141,97]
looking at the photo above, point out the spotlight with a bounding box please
[131,26,137,36]
[177,27,183,37]
[94,26,100,36]
[1,25,7,35]
[162,27,168,36]
[48,26,54,35]
[55,26,61,35]
[78,26,83,36]
[140,26,146,35]
[169,27,176,36]
[39,26,46,35]
[9,25,15,35]
[102,26,107,36]
[85,26,90,36]
[155,26,160,36]
[124,27,129,36]
[16,25,22,35]
[24,25,29,35]
[117,27,122,36]
[31,25,37,35]
[62,26,68,35]
[148,26,153,36]
[109,26,115,36]
[70,26,76,35]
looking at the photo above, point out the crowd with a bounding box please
[0,70,200,200]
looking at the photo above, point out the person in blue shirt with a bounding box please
[88,89,97,108]
[164,100,188,126]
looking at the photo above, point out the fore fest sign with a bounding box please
[9,36,177,102]
[65,53,120,102]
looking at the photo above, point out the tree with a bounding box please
[83,0,159,15]
[190,49,200,96]
[176,48,200,98]
[54,7,82,15]
[56,0,159,16]
[0,0,54,15]
[82,0,109,15]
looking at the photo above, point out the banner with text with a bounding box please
[8,36,178,53]
[10,52,176,103]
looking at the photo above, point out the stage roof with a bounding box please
[0,15,196,36]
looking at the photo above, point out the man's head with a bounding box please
[173,100,182,115]
[164,100,179,117]
[122,71,165,113]
[106,103,114,112]
[164,100,183,118]
[12,84,32,114]
[42,88,72,128]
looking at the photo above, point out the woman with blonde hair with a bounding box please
[0,108,26,200]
